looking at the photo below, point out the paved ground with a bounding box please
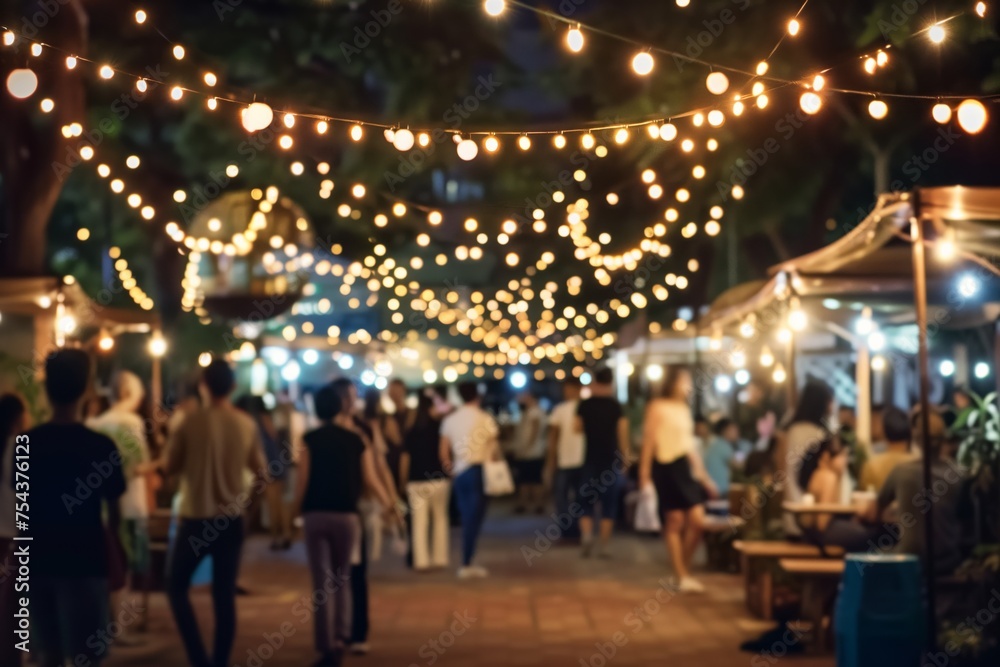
[105,508,835,667]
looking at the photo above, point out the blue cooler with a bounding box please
[834,554,924,667]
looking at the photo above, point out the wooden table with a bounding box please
[782,502,863,515]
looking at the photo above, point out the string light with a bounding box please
[976,2,987,18]
[800,91,822,115]
[932,103,952,124]
[706,71,729,95]
[631,52,654,76]
[393,128,415,151]
[6,69,37,98]
[868,99,888,119]
[957,99,988,134]
[928,23,946,44]
[457,139,479,161]
[787,19,801,36]
[566,25,585,53]
[517,135,531,150]
[483,135,501,153]
[484,0,505,17]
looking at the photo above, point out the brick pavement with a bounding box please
[105,510,835,667]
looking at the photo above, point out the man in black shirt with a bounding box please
[27,349,126,667]
[575,367,629,558]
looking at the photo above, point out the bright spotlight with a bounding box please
[281,360,301,382]
[338,354,354,370]
[868,331,886,352]
[510,370,528,389]
[975,362,991,379]
[939,359,955,377]
[734,369,751,385]
[715,375,733,393]
[957,273,980,298]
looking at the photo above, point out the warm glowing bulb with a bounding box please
[614,127,629,144]
[518,135,531,150]
[957,99,988,134]
[553,134,567,149]
[352,184,366,198]
[484,135,500,152]
[707,109,725,126]
[241,102,274,132]
[484,0,505,16]
[581,133,596,150]
[40,97,54,112]
[172,44,185,60]
[936,238,957,261]
[755,61,769,76]
[868,99,888,119]
[170,86,183,100]
[706,71,729,95]
[976,2,987,17]
[65,56,78,69]
[812,74,825,91]
[99,65,114,79]
[6,69,38,99]
[393,128,415,151]
[350,124,364,141]
[659,123,677,141]
[928,23,946,44]
[864,57,877,75]
[787,19,800,36]
[876,50,889,67]
[457,139,478,160]
[632,52,654,76]
[567,26,585,53]
[800,91,822,115]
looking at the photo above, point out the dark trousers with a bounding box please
[167,517,244,667]
[553,467,584,537]
[453,466,488,566]
[349,526,369,643]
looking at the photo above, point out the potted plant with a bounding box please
[952,392,1000,543]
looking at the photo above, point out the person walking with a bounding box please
[27,350,127,667]
[163,359,268,667]
[440,382,499,578]
[0,393,28,667]
[513,392,547,514]
[87,371,155,642]
[575,367,629,558]
[545,378,584,537]
[295,383,398,666]
[639,367,717,593]
[383,379,413,491]
[400,392,450,571]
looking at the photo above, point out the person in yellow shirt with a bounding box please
[858,407,913,492]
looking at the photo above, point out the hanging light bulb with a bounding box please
[868,99,888,120]
[760,345,774,368]
[936,234,957,262]
[800,91,823,115]
[457,139,479,161]
[732,100,745,116]
[646,124,660,139]
[392,128,415,151]
[659,123,677,141]
[241,102,274,132]
[756,94,769,109]
[566,25,585,53]
[553,133,567,149]
[98,331,115,352]
[707,109,726,126]
[932,103,952,124]
[706,71,729,95]
[928,23,946,44]
[739,316,755,339]
[787,297,807,331]
[976,2,987,18]
[484,0,505,16]
[787,19,801,36]
[755,61,769,76]
[581,133,596,150]
[772,363,787,383]
[876,50,889,67]
[484,135,500,152]
[6,69,38,99]
[614,127,629,144]
[518,135,531,150]
[957,99,988,134]
[350,124,364,141]
[631,52,655,76]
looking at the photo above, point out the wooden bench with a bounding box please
[733,540,844,619]
[779,559,846,653]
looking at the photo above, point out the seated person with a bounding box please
[702,418,751,496]
[876,433,967,574]
[858,407,914,492]
[799,436,876,552]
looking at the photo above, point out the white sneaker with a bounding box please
[457,566,477,579]
[470,565,489,578]
[678,577,705,593]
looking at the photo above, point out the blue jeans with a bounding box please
[553,467,583,531]
[453,466,488,566]
[579,464,624,521]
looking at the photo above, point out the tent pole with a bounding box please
[910,203,937,651]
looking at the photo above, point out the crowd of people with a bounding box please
[0,349,978,667]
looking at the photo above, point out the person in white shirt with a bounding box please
[513,393,547,514]
[545,378,584,534]
[440,382,499,579]
[87,371,155,638]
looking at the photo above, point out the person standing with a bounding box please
[440,382,499,578]
[545,378,584,537]
[383,379,412,491]
[164,359,268,667]
[87,371,155,642]
[0,394,28,667]
[238,396,293,551]
[330,378,400,655]
[639,367,717,593]
[575,367,630,559]
[400,392,450,571]
[295,383,397,667]
[513,392,547,514]
[702,418,752,497]
[27,350,127,667]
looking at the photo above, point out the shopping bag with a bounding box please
[634,484,661,532]
[483,459,515,497]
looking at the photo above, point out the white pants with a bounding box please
[406,479,451,569]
